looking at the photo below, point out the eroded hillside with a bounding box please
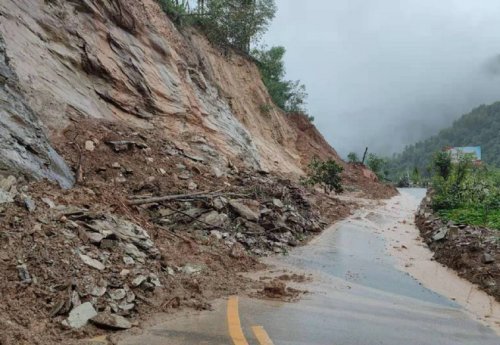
[0,1,396,344]
[0,0,346,182]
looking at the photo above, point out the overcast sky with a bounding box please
[263,0,500,157]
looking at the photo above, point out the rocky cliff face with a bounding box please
[0,0,341,185]
[0,36,73,187]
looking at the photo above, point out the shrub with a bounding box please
[347,152,359,163]
[303,157,344,193]
[366,153,388,180]
[432,151,452,180]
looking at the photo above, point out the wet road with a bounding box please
[117,189,500,345]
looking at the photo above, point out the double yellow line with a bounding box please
[227,296,274,345]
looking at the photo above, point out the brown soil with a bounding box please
[416,195,500,302]
[0,118,398,345]
[251,278,307,302]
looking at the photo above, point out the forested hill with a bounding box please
[390,101,500,177]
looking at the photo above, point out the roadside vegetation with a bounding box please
[156,0,313,122]
[430,151,500,230]
[303,157,344,193]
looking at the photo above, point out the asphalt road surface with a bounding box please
[117,189,500,345]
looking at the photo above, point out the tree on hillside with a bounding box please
[252,46,309,114]
[367,153,389,180]
[157,0,276,52]
[202,0,276,52]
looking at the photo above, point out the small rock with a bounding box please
[85,140,95,152]
[65,302,97,329]
[79,253,105,271]
[87,232,104,244]
[272,199,284,208]
[108,289,127,300]
[41,197,56,208]
[111,162,121,169]
[90,313,131,330]
[182,264,203,275]
[229,200,259,222]
[482,253,495,264]
[0,175,16,192]
[213,197,227,210]
[178,172,191,180]
[188,181,198,190]
[0,190,14,204]
[158,168,166,175]
[199,211,228,227]
[432,227,448,242]
[23,195,36,213]
[119,303,135,311]
[123,256,135,266]
[131,275,147,287]
[89,286,107,297]
[16,264,32,284]
[149,273,162,287]
[210,230,223,240]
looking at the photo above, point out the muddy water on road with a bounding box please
[117,189,500,345]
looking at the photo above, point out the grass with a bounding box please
[439,208,500,230]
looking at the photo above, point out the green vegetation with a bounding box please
[303,157,344,193]
[430,152,500,230]
[390,101,500,181]
[156,0,276,53]
[252,46,310,118]
[366,153,389,180]
[347,152,359,163]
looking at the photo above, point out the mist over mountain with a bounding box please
[389,101,500,178]
[263,0,500,158]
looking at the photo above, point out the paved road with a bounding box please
[117,189,500,345]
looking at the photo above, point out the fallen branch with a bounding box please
[128,189,223,205]
[157,204,225,230]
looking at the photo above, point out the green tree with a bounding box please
[366,153,388,180]
[252,46,309,114]
[303,158,344,193]
[432,151,452,180]
[202,0,276,52]
[347,152,359,163]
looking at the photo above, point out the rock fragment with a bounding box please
[229,199,259,221]
[85,140,95,152]
[79,253,105,271]
[482,253,495,264]
[64,302,97,329]
[91,312,132,330]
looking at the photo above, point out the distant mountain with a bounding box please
[390,102,500,178]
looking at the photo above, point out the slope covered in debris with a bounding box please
[0,1,396,344]
[0,119,372,344]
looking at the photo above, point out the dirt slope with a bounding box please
[0,0,345,181]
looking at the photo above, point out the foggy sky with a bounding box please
[263,0,500,158]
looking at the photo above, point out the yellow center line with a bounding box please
[227,296,250,345]
[252,326,275,345]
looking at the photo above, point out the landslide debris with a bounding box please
[0,119,356,344]
[416,195,500,301]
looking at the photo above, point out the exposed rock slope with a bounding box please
[0,36,73,187]
[0,0,343,183]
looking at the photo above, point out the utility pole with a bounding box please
[361,147,368,165]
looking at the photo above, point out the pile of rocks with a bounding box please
[416,195,500,300]
[139,173,326,257]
